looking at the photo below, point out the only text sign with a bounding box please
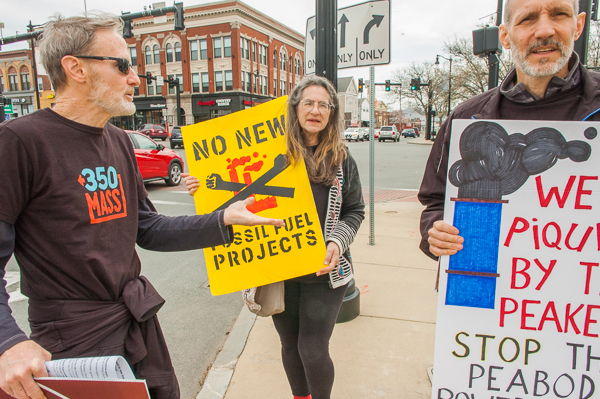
[432,120,600,399]
[182,97,326,296]
[304,0,390,74]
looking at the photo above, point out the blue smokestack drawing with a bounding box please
[445,121,592,309]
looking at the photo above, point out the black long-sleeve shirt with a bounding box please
[0,197,232,355]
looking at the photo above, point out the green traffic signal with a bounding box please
[385,80,390,91]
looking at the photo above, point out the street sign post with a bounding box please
[304,0,390,74]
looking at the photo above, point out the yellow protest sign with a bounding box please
[182,96,326,296]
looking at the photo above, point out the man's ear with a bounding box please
[499,23,511,50]
[61,55,88,85]
[574,12,586,41]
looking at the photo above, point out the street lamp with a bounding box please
[435,54,452,116]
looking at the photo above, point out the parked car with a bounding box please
[169,126,184,149]
[378,125,400,142]
[344,128,363,142]
[402,128,417,138]
[374,128,381,139]
[413,127,420,137]
[138,123,169,141]
[126,130,183,186]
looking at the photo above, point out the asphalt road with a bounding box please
[5,136,432,399]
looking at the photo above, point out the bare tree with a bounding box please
[588,20,600,67]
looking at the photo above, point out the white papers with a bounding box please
[45,356,135,380]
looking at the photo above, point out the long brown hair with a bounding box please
[286,75,346,185]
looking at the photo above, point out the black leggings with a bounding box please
[271,279,348,399]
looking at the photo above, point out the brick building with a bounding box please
[0,49,55,120]
[114,0,305,130]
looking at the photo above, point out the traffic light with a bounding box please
[410,78,420,91]
[123,20,134,39]
[174,2,185,31]
[146,72,153,85]
[358,78,363,93]
[385,80,390,91]
[1,97,10,106]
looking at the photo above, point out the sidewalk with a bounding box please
[197,191,439,398]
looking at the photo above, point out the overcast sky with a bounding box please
[1,0,502,108]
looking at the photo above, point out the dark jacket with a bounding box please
[418,65,600,260]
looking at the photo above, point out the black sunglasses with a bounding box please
[73,55,132,75]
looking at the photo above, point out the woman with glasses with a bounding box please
[184,75,364,399]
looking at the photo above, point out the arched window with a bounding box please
[145,46,152,64]
[175,42,181,61]
[166,43,173,62]
[153,45,160,64]
[19,66,30,91]
[273,50,277,69]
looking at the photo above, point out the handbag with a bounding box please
[244,281,285,317]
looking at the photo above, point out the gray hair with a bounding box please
[38,13,124,94]
[504,0,579,25]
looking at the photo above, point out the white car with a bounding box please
[378,126,400,142]
[344,128,363,142]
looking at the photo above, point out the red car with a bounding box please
[138,123,169,141]
[126,131,183,186]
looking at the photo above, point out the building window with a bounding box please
[9,74,18,91]
[145,46,152,64]
[130,47,137,66]
[225,71,233,91]
[273,78,277,96]
[175,42,182,61]
[215,71,223,91]
[252,42,257,62]
[223,36,231,57]
[241,72,246,92]
[156,81,162,95]
[201,72,209,92]
[0,75,4,94]
[240,38,244,59]
[213,37,222,58]
[273,50,277,69]
[166,43,173,62]
[200,39,207,60]
[245,39,250,59]
[262,76,267,95]
[37,77,44,91]
[192,73,200,93]
[134,86,139,96]
[246,72,252,92]
[261,45,268,65]
[190,41,198,61]
[153,45,160,64]
[147,80,154,95]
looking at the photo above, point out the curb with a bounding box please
[406,139,434,146]
[196,307,257,399]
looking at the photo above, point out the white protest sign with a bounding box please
[432,120,600,399]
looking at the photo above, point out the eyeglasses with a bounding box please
[299,99,334,113]
[73,55,132,75]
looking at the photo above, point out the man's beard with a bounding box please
[510,37,573,78]
[89,69,136,117]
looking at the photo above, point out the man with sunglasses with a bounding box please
[0,14,283,399]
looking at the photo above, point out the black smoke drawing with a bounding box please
[448,121,593,199]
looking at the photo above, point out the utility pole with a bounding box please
[27,21,41,111]
[315,0,337,89]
